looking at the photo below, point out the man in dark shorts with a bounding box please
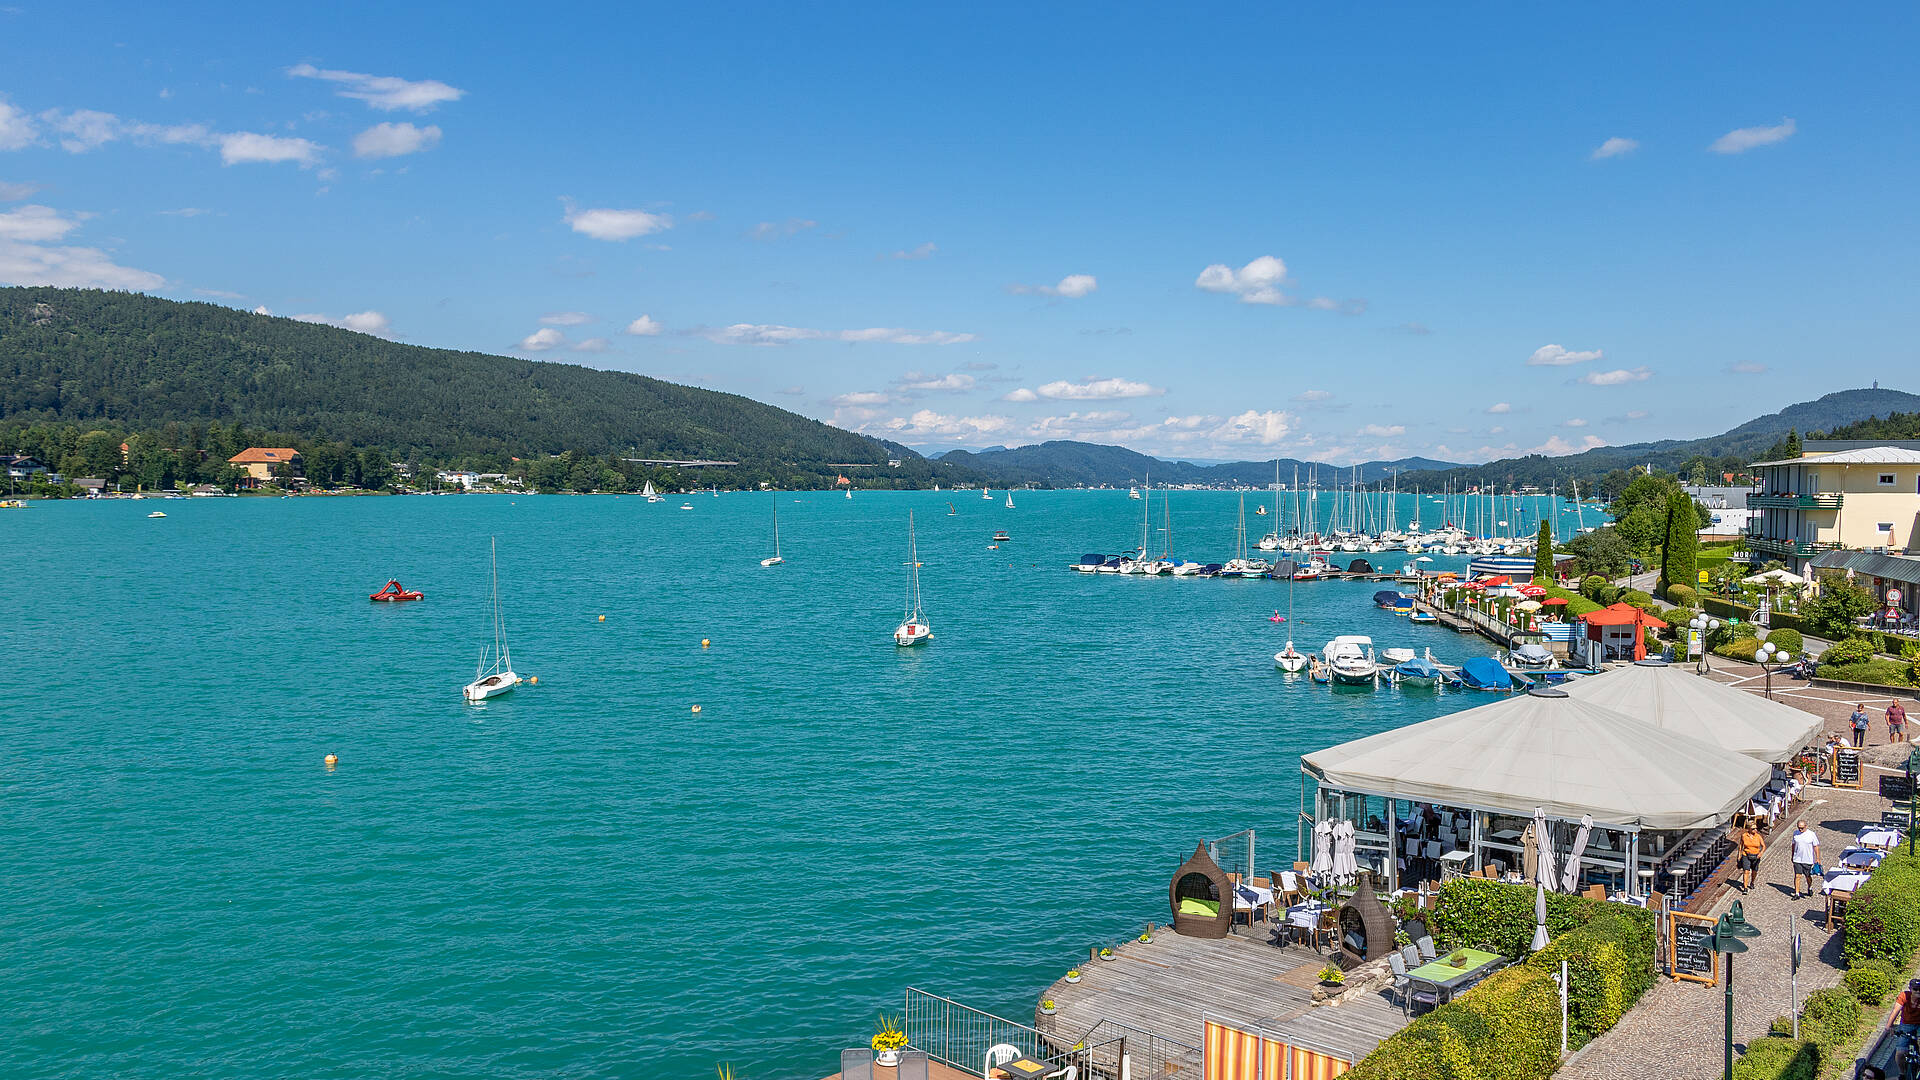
[1789,821,1820,899]
[1888,700,1907,743]
[1736,821,1765,892]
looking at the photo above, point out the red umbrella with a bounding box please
[1483,575,1512,587]
[1518,584,1547,597]
[1542,596,1569,606]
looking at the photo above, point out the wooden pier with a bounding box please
[1037,927,1411,1075]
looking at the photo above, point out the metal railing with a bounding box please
[904,988,1201,1080]
[1208,828,1256,883]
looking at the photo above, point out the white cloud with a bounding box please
[1208,410,1297,447]
[1025,377,1164,401]
[1489,426,1507,435]
[1578,366,1652,386]
[831,391,896,407]
[42,108,119,152]
[1001,387,1039,403]
[896,372,976,393]
[219,132,321,166]
[1523,434,1609,457]
[1590,137,1639,160]
[1726,361,1768,374]
[1711,118,1796,154]
[0,101,36,150]
[352,121,441,159]
[516,327,565,351]
[0,205,81,242]
[288,64,465,112]
[700,323,975,346]
[750,218,818,239]
[159,207,209,217]
[624,315,663,336]
[1627,410,1648,419]
[541,311,593,326]
[1011,273,1098,298]
[1526,343,1603,366]
[1485,402,1512,414]
[194,288,245,299]
[253,305,272,315]
[571,337,611,353]
[0,238,164,290]
[563,201,671,241]
[1293,389,1333,403]
[1359,423,1406,437]
[878,409,1013,441]
[1564,418,1588,428]
[1195,255,1290,305]
[891,242,936,260]
[0,180,38,200]
[293,310,391,334]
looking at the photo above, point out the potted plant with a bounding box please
[1099,946,1115,961]
[871,1014,908,1067]
[1140,923,1155,944]
[1393,929,1411,949]
[1447,951,1469,968]
[1065,968,1082,984]
[1317,965,1346,987]
[1040,999,1057,1015]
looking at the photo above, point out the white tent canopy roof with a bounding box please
[1742,568,1807,586]
[1559,660,1824,763]
[1302,688,1772,830]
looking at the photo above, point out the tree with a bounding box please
[1804,581,1876,639]
[1533,520,1553,581]
[1566,527,1633,579]
[1659,489,1699,598]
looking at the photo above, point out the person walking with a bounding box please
[1852,704,1872,747]
[1735,820,1766,892]
[1789,822,1821,899]
[1889,700,1908,743]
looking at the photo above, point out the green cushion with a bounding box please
[1179,898,1221,917]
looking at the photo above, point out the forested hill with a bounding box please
[935,441,1458,487]
[0,287,920,471]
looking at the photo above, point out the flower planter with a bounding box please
[875,1050,902,1067]
[1065,973,1081,984]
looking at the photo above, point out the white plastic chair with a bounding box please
[985,1043,1020,1078]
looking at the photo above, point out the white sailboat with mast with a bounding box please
[761,492,784,566]
[893,512,932,646]
[462,537,519,702]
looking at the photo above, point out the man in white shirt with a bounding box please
[1790,822,1820,899]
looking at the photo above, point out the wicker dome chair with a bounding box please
[1169,843,1233,938]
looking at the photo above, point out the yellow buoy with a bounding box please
[323,753,338,766]
[598,614,606,622]
[701,638,711,648]
[529,676,538,685]
[691,704,702,713]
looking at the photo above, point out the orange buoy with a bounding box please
[691,704,702,713]
[529,676,538,685]
[598,615,606,622]
[323,753,338,766]
[701,638,711,648]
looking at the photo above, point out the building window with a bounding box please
[1880,473,1897,487]
[1880,523,1895,533]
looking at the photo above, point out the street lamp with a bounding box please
[1756,641,1794,700]
[1690,615,1723,674]
[1908,747,1920,858]
[1712,900,1765,1080]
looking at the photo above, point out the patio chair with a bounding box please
[1416,935,1438,963]
[1407,979,1442,1015]
[1400,943,1421,970]
[1827,890,1851,931]
[1484,864,1499,879]
[1043,1068,1077,1080]
[985,1043,1021,1079]
[1387,952,1412,1009]
[1277,871,1303,907]
[897,1050,929,1080]
[1583,884,1606,902]
[1314,911,1339,953]
[840,1048,874,1080]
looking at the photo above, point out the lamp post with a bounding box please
[1909,747,1920,858]
[1690,615,1722,674]
[1755,641,1794,700]
[1712,900,1765,1080]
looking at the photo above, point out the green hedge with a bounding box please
[1820,659,1920,688]
[1764,628,1804,654]
[1844,852,1920,968]
[1799,987,1864,1054]
[1822,636,1877,664]
[1351,883,1657,1078]
[1732,1036,1819,1080]
[1703,596,1756,620]
[1715,638,1762,661]
[1664,583,1698,606]
[1843,959,1899,1007]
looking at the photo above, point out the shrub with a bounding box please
[1531,912,1657,1044]
[1345,964,1562,1080]
[1581,574,1606,598]
[1843,959,1898,1007]
[1716,637,1761,662]
[1843,853,1920,968]
[1819,659,1919,688]
[1732,1036,1819,1080]
[1665,583,1698,606]
[1823,635,1878,665]
[1798,987,1862,1053]
[1620,588,1654,609]
[1764,627,1804,655]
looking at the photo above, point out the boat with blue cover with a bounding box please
[1455,655,1524,692]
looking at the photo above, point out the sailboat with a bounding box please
[893,512,932,646]
[946,502,956,516]
[760,492,784,566]
[1257,459,1283,550]
[1222,494,1270,577]
[462,537,519,702]
[1005,490,1015,509]
[642,480,663,503]
[981,487,993,500]
[1273,551,1307,672]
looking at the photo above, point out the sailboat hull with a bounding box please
[1274,649,1308,673]
[893,622,931,646]
[463,670,518,702]
[760,556,784,567]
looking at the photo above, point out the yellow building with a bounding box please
[1747,442,1920,574]
[227,447,303,486]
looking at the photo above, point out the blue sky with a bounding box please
[2,3,1916,464]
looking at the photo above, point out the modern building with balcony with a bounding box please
[1746,441,1920,575]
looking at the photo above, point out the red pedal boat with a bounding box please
[370,579,425,602]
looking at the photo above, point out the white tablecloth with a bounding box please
[1838,848,1885,870]
[1286,902,1330,929]
[1857,827,1901,849]
[1235,883,1275,909]
[1824,870,1871,894]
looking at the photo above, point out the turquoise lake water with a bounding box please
[2,490,1603,1079]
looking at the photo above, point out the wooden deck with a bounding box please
[821,1061,976,1080]
[1037,927,1412,1072]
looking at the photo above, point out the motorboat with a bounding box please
[462,537,519,702]
[1455,656,1520,692]
[992,530,1011,542]
[761,492,784,566]
[894,511,932,646]
[1392,597,1415,616]
[680,502,694,510]
[1167,560,1205,576]
[1409,610,1438,625]
[1070,553,1105,573]
[1325,635,1379,686]
[370,579,424,602]
[147,510,167,518]
[1381,647,1416,665]
[1507,642,1557,670]
[1393,652,1443,686]
[1373,589,1407,609]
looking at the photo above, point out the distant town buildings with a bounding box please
[1749,439,1920,626]
[227,448,304,488]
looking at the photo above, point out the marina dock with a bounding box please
[1038,926,1410,1075]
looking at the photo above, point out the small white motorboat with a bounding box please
[1325,635,1380,686]
[147,511,167,518]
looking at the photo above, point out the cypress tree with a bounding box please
[1663,489,1698,599]
[1533,519,1553,582]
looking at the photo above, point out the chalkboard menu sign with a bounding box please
[1670,912,1718,985]
[1836,748,1862,789]
[1883,809,1913,830]
[1881,774,1914,802]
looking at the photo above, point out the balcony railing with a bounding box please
[1744,533,1840,558]
[1749,493,1843,509]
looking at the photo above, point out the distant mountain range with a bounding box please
[935,441,1458,487]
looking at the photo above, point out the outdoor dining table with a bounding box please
[991,1054,1056,1080]
[1405,948,1504,1008]
[1234,881,1276,926]
[1857,827,1902,850]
